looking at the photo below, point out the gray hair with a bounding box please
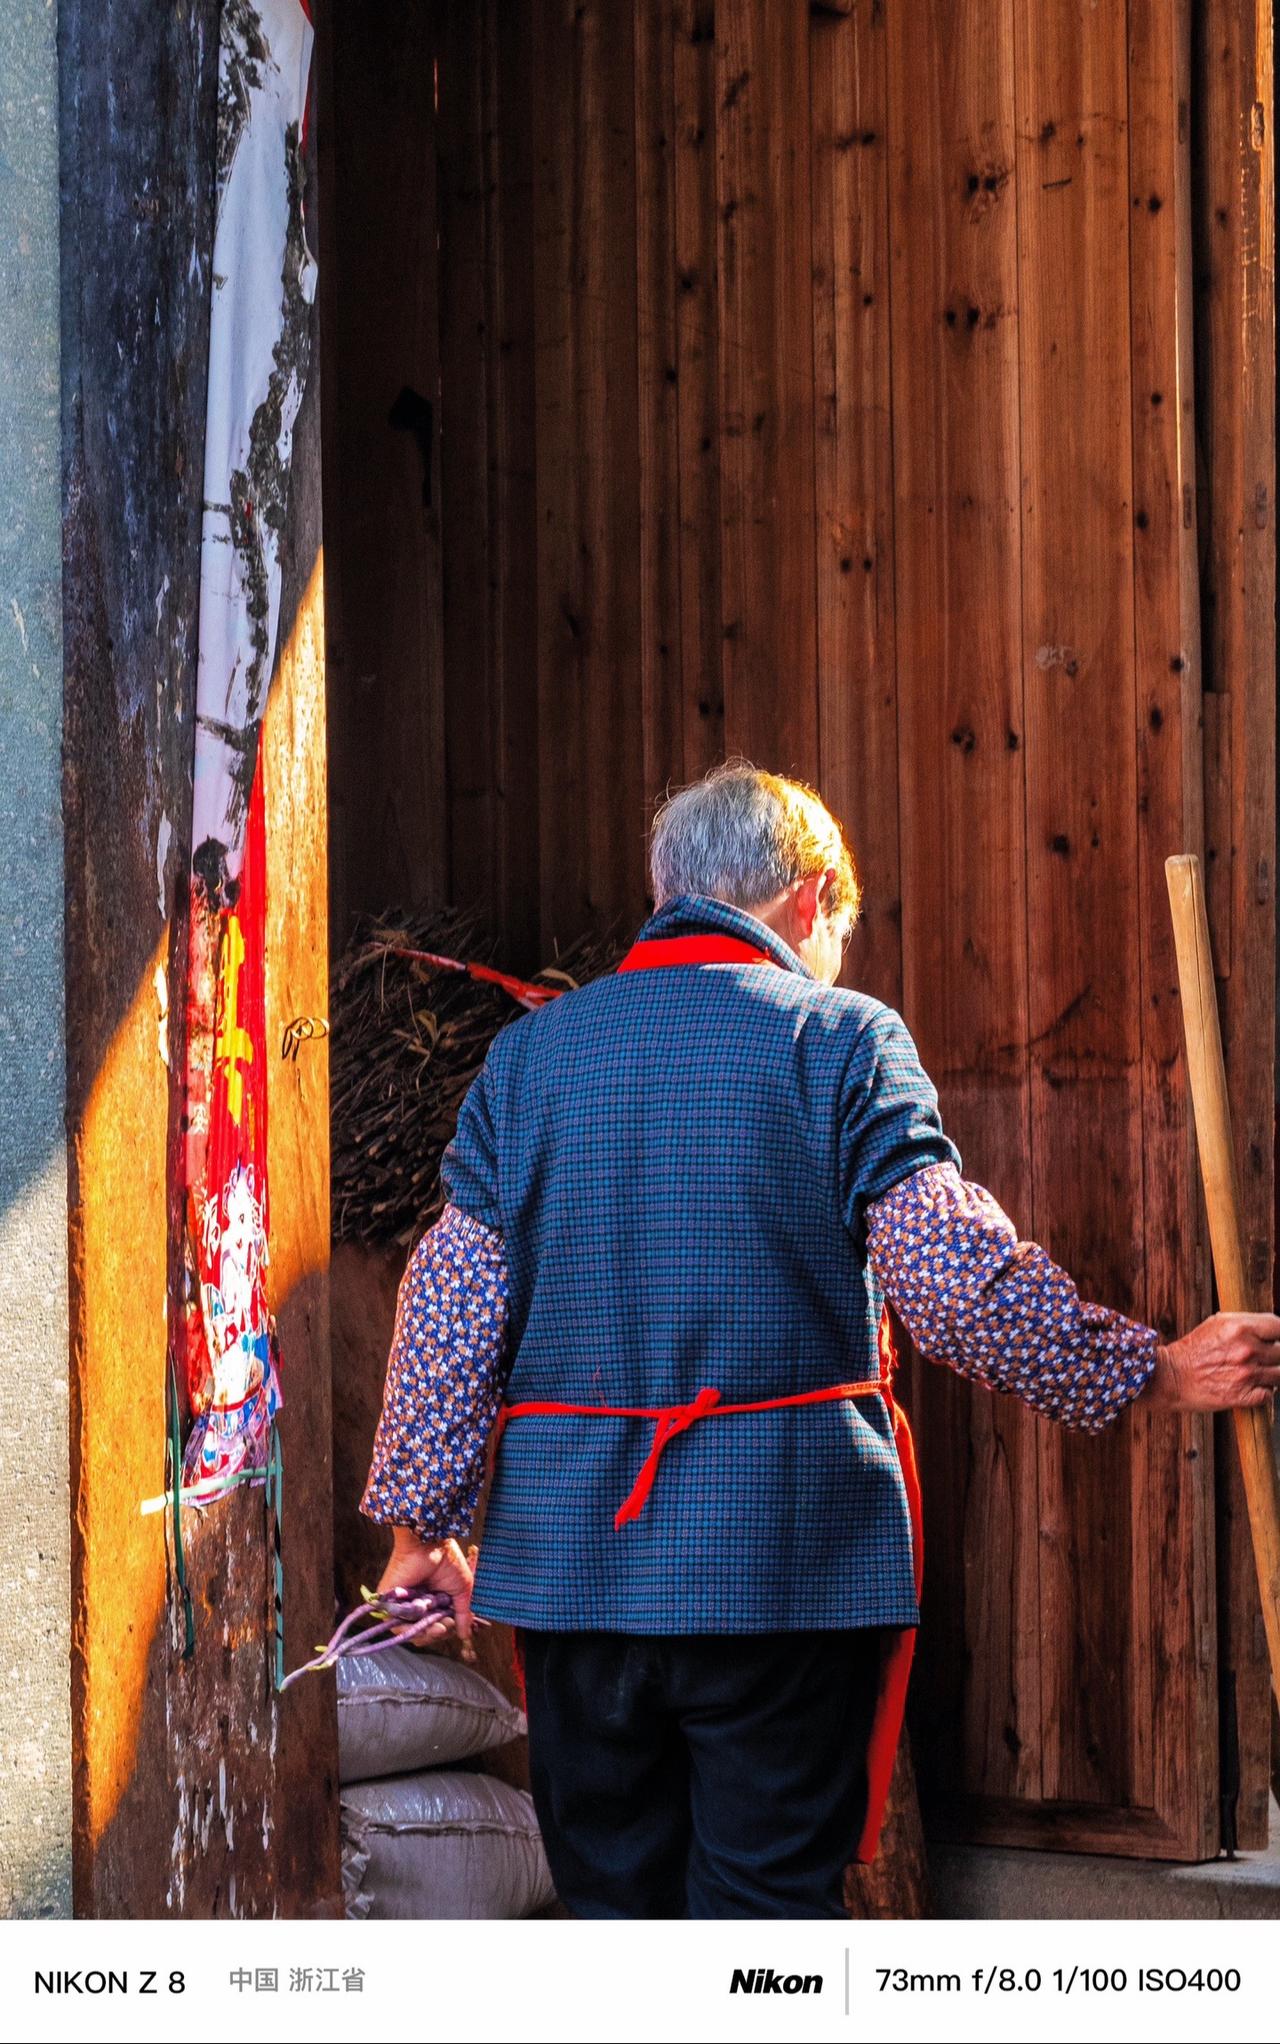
[648,761,860,921]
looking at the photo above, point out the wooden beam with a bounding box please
[61,0,339,1914]
[322,0,446,940]
[673,1,726,783]
[635,0,685,822]
[1129,0,1218,1860]
[1014,0,1149,1816]
[532,0,648,949]
[1192,0,1277,1851]
[716,0,819,778]
[885,0,1040,1812]
[810,0,901,1007]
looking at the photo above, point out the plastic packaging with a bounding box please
[336,1644,525,1782]
[340,1771,554,1920]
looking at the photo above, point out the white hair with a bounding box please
[648,761,860,921]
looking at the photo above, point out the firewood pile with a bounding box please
[329,908,621,1246]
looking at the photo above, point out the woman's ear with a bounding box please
[792,871,824,940]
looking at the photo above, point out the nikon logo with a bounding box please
[729,1968,823,1995]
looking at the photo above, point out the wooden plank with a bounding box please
[635,0,685,828]
[260,315,341,1910]
[673,1,725,783]
[60,0,233,1917]
[884,0,1039,1812]
[323,0,445,940]
[1015,0,1148,1814]
[482,0,542,970]
[932,1793,1204,1858]
[434,0,542,962]
[532,0,648,950]
[1192,0,1276,1852]
[1128,0,1217,1856]
[313,0,346,936]
[62,0,339,1914]
[437,0,498,917]
[809,0,901,1009]
[715,0,819,778]
[164,65,340,1924]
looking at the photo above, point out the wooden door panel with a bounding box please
[884,0,1220,1855]
[325,0,1270,1861]
[883,0,1042,1812]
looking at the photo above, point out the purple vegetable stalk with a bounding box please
[278,1583,455,1691]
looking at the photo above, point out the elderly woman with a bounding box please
[361,762,1280,1921]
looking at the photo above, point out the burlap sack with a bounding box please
[340,1772,555,1920]
[337,1645,526,1782]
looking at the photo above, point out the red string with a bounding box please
[388,946,563,1010]
[390,930,775,1013]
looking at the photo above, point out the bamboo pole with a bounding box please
[1165,854,1280,1704]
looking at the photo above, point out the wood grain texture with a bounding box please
[434,0,543,976]
[1166,857,1280,1715]
[635,0,685,827]
[168,85,341,1924]
[532,0,648,951]
[262,450,342,1914]
[810,0,902,1011]
[322,0,446,944]
[482,0,543,972]
[885,0,1039,1813]
[59,0,221,1909]
[1015,0,1149,1815]
[1128,0,1218,1855]
[673,2,726,782]
[62,0,339,1914]
[315,0,1265,1862]
[437,0,498,917]
[1192,0,1276,1849]
[716,0,819,777]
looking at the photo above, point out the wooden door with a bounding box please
[323,0,1273,1860]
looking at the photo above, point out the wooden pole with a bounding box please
[1165,854,1280,1704]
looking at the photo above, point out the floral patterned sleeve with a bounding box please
[361,1202,510,1541]
[865,1161,1159,1431]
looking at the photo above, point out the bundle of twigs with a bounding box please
[330,907,621,1246]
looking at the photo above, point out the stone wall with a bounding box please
[0,0,71,1919]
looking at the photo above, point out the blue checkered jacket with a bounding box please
[441,894,960,1632]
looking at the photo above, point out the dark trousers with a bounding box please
[517,1626,890,1919]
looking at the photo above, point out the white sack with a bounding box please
[336,1645,526,1782]
[341,1772,554,1920]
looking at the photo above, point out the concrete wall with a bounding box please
[0,0,70,1918]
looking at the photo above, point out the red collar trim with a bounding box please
[616,934,778,973]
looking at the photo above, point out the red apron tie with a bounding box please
[497,1376,888,1529]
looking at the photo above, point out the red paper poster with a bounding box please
[180,0,315,1501]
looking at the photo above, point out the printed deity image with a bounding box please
[190,1161,280,1488]
[179,0,316,1500]
[182,769,282,1495]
